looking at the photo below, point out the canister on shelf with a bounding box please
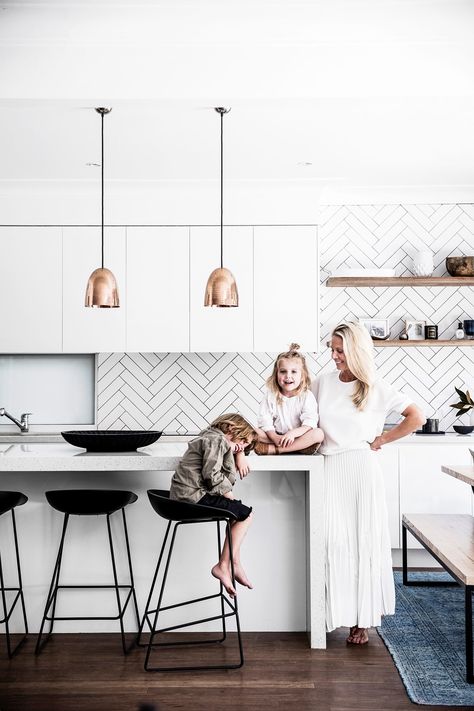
[425,324,438,340]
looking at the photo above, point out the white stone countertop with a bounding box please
[0,441,323,472]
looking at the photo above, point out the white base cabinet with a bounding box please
[399,444,473,549]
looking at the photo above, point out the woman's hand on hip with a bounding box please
[369,435,385,451]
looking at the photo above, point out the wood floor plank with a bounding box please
[0,631,462,711]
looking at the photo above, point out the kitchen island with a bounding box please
[0,442,325,648]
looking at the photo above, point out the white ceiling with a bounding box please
[1,0,474,191]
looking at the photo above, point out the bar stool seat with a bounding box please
[0,491,28,657]
[36,489,139,656]
[138,489,244,672]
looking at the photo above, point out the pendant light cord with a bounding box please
[220,109,224,270]
[101,110,105,270]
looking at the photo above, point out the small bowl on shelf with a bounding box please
[446,256,474,277]
[453,425,474,435]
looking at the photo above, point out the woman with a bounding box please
[312,322,425,645]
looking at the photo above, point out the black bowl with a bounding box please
[453,425,474,435]
[61,430,162,452]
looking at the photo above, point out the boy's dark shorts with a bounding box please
[199,494,252,521]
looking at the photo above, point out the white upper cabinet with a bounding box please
[127,227,189,352]
[62,227,126,353]
[0,227,62,353]
[253,226,319,352]
[190,227,253,352]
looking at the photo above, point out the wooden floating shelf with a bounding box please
[326,276,474,287]
[373,340,474,347]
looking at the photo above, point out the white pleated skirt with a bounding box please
[325,449,395,631]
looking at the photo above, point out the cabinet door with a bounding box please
[127,227,189,352]
[190,227,253,352]
[0,227,62,353]
[377,447,400,548]
[400,445,472,549]
[62,227,126,353]
[253,226,319,352]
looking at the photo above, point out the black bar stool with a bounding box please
[137,489,244,672]
[36,489,139,655]
[0,491,28,657]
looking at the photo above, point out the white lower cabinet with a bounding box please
[62,227,126,353]
[127,227,189,352]
[0,227,62,353]
[190,226,253,352]
[377,447,400,548]
[399,444,473,549]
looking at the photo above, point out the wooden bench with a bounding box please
[402,513,474,684]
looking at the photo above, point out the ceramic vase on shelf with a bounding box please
[412,250,434,277]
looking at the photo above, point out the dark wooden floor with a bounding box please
[0,630,462,711]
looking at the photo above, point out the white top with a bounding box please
[311,371,413,455]
[258,389,319,434]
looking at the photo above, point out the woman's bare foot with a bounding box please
[211,563,236,597]
[233,563,253,589]
[346,627,369,645]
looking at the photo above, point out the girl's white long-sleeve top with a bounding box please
[258,389,319,434]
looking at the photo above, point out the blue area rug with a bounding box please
[378,571,474,706]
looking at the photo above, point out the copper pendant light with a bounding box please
[85,107,120,308]
[204,107,239,307]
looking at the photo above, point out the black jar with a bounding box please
[425,324,438,340]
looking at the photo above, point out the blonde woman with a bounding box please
[312,323,425,645]
[255,343,324,455]
[170,413,258,597]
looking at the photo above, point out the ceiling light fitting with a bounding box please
[85,107,120,308]
[204,107,238,308]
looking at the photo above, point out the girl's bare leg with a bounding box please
[211,513,253,596]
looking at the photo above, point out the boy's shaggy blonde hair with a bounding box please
[332,322,376,411]
[266,343,312,403]
[211,413,258,446]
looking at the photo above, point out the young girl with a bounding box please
[170,413,258,597]
[255,343,324,455]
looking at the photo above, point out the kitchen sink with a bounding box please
[0,433,64,443]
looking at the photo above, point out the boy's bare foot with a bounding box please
[346,627,369,645]
[211,563,236,597]
[233,564,253,589]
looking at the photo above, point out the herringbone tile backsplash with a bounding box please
[98,204,474,433]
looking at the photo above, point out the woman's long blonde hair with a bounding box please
[332,322,375,411]
[267,343,312,403]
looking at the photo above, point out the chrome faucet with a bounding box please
[0,408,32,433]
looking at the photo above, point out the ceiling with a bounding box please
[1,0,474,192]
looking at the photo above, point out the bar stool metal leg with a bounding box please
[0,508,28,658]
[36,502,139,655]
[142,517,244,672]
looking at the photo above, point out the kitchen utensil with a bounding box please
[61,430,162,452]
[446,256,474,277]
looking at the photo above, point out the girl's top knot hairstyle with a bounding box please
[267,342,312,402]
